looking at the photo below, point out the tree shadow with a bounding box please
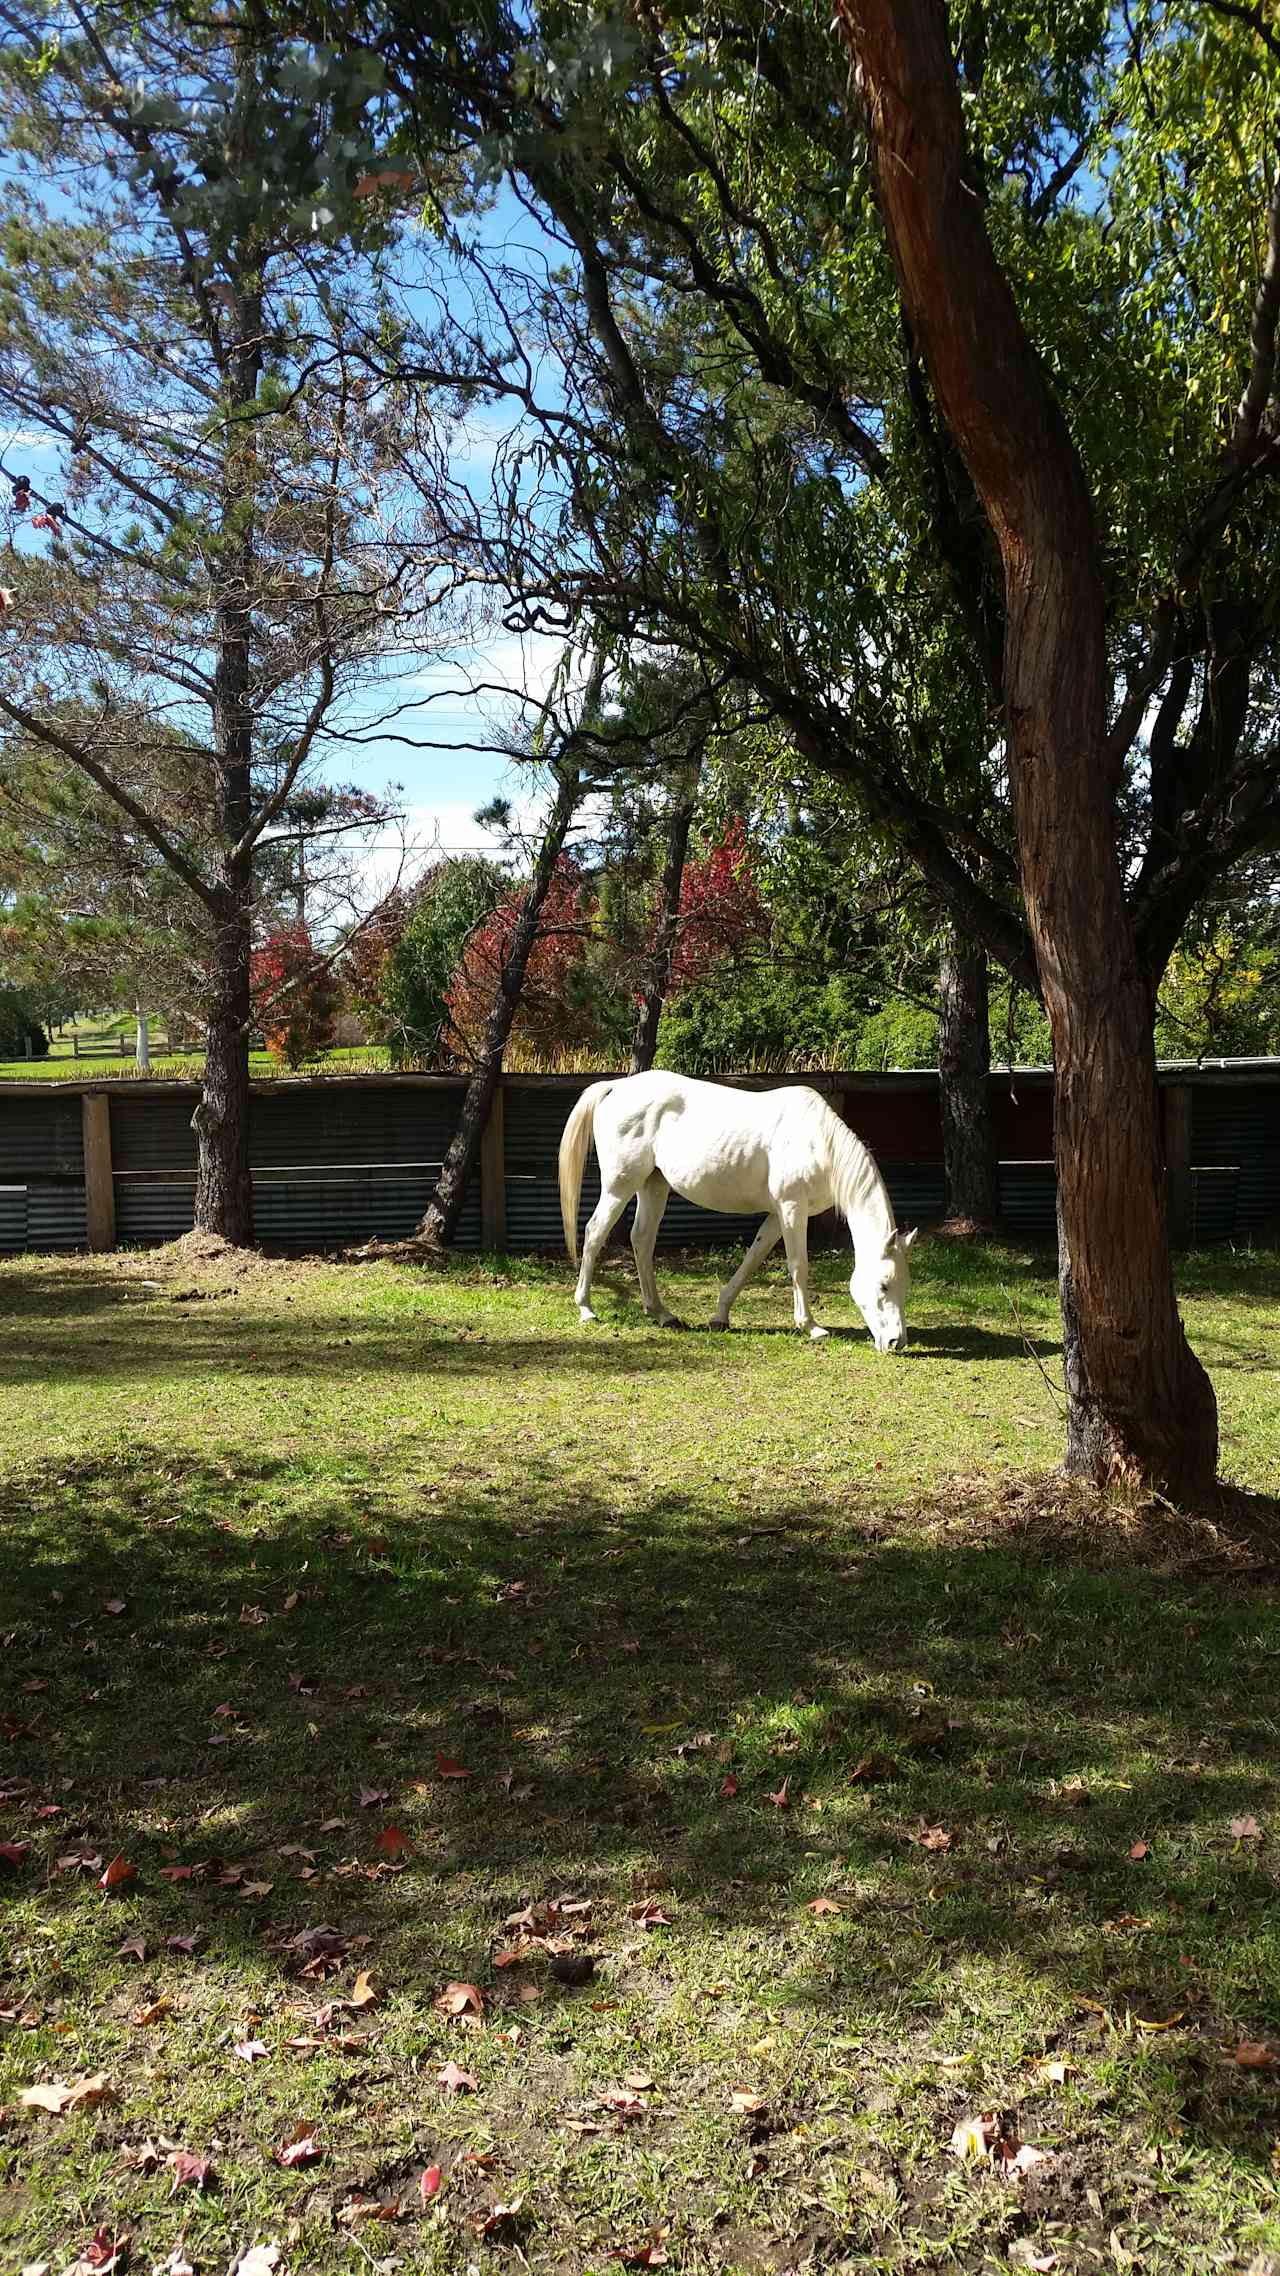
[5,1441,1280,2175]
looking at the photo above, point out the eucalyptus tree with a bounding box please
[0,1,455,1239]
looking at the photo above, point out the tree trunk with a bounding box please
[938,925,997,1225]
[135,1007,150,1072]
[630,762,700,1072]
[837,0,1217,1498]
[193,897,254,1246]
[418,764,582,1245]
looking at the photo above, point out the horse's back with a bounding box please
[593,1072,830,1217]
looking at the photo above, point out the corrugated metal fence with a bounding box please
[0,1063,1276,1258]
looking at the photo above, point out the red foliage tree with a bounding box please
[250,926,338,1070]
[445,858,599,1060]
[668,818,769,990]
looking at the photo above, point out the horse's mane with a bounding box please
[824,1106,896,1240]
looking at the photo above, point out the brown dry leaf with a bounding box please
[1134,2011,1184,2033]
[1059,1776,1089,1807]
[847,1750,897,1784]
[1103,1914,1152,1933]
[1128,1839,1150,1861]
[97,1853,137,1891]
[116,1937,147,1963]
[434,1980,485,2019]
[66,2227,130,2276]
[806,1897,843,1916]
[21,2072,118,2116]
[168,2149,213,2192]
[0,1840,30,1867]
[436,2060,477,2095]
[1231,1815,1262,1841]
[473,2197,524,2236]
[913,1823,953,1853]
[131,2000,171,2027]
[627,1900,671,1929]
[348,1969,379,2010]
[1033,2059,1075,2085]
[337,2196,403,2228]
[233,2038,270,2063]
[358,1787,390,1809]
[613,2227,670,2268]
[597,2086,648,2118]
[1234,2040,1277,2068]
[239,1604,267,1627]
[624,2072,655,2092]
[730,2089,768,2115]
[766,1777,791,1809]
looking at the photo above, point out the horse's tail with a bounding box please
[559,1080,615,1261]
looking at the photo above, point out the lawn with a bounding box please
[0,1237,1278,2276]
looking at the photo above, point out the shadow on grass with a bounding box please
[4,1441,1280,2175]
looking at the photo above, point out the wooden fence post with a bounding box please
[479,1079,507,1251]
[1164,1081,1193,1247]
[82,1092,116,1253]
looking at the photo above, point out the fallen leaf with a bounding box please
[348,1969,379,2010]
[1128,1839,1150,1861]
[232,2249,281,2276]
[1233,2040,1277,2068]
[1231,1815,1262,1841]
[168,2148,213,2191]
[473,2198,524,2236]
[1033,2059,1074,2085]
[159,2249,195,2276]
[949,2111,999,2161]
[1002,2140,1054,2176]
[132,2000,171,2027]
[166,1935,198,1955]
[357,1787,390,1809]
[434,1753,472,1779]
[624,2072,655,2092]
[1008,2246,1058,2272]
[275,2124,323,2168]
[627,1900,671,1929]
[420,2165,443,2203]
[598,2086,648,2117]
[766,1777,790,1809]
[847,1750,897,1784]
[21,2072,118,2116]
[913,1823,953,1853]
[99,1853,137,1890]
[434,1980,485,2019]
[67,2228,129,2276]
[104,1599,127,1617]
[718,1773,739,1798]
[233,2039,269,2063]
[730,2089,768,2115]
[337,2196,402,2228]
[436,2060,476,2094]
[613,2228,670,2268]
[374,1825,413,1857]
[1134,2011,1184,2032]
[1059,1776,1089,1807]
[0,1838,30,1868]
[239,1605,267,1627]
[318,1817,347,1834]
[116,1937,146,1962]
[806,1897,843,1916]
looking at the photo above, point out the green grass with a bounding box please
[0,1046,404,1082]
[0,1237,1278,2275]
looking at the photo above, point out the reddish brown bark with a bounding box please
[835,0,1216,1495]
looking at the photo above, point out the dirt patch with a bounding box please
[910,1471,1280,1578]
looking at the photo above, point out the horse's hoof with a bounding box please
[577,1306,599,1325]
[808,1325,830,1342]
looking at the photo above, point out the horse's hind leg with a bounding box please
[575,1183,633,1323]
[778,1201,827,1340]
[711,1213,781,1329]
[631,1172,681,1326]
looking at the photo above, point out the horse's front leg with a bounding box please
[778,1203,827,1340]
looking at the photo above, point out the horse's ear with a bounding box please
[899,1227,918,1250]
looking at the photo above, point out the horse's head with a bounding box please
[850,1227,916,1351]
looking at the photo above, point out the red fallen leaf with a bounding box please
[1234,2040,1277,2068]
[98,1853,137,1891]
[345,1684,371,1699]
[358,1787,390,1809]
[158,1865,198,1883]
[116,1937,146,1962]
[494,1944,532,1968]
[628,1900,672,1928]
[806,1897,844,1916]
[233,2038,269,2062]
[1231,1815,1262,1841]
[434,1980,485,2019]
[719,1773,739,1799]
[766,1777,790,1809]
[420,2164,443,2203]
[212,1703,235,1720]
[1128,1839,1150,1861]
[374,1825,413,1857]
[434,1753,472,1779]
[72,2227,130,2274]
[912,1823,953,1852]
[104,1600,127,1617]
[613,2228,669,2268]
[0,1841,29,1867]
[597,2086,647,2117]
[275,2123,323,2167]
[436,2060,476,2094]
[166,1935,198,1955]
[168,2148,213,2191]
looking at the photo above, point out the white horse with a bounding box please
[558,1071,915,1348]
